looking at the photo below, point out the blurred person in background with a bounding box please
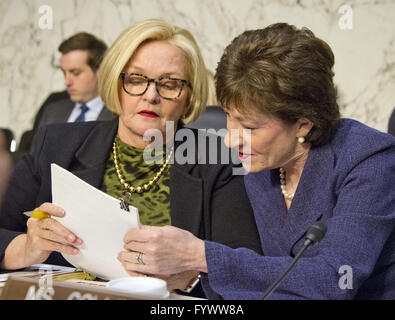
[16,32,113,161]
[0,131,13,207]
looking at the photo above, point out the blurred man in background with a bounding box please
[17,32,113,159]
[35,32,113,129]
[0,131,13,207]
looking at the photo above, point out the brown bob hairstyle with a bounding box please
[215,23,340,146]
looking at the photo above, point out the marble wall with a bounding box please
[1,0,394,142]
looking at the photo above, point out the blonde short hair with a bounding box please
[98,19,208,124]
[206,69,218,106]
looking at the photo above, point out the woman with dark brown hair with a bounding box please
[119,23,395,300]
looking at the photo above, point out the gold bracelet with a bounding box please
[181,274,201,293]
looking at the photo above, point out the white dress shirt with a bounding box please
[67,96,105,122]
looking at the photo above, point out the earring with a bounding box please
[298,137,305,144]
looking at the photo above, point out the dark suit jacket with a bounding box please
[32,90,70,133]
[0,119,262,270]
[36,96,113,129]
[16,92,114,162]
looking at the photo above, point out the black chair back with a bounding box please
[186,106,227,132]
[388,108,395,136]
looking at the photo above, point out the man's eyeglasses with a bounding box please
[120,72,190,100]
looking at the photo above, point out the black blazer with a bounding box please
[0,119,262,267]
[32,90,70,132]
[36,96,113,130]
[15,92,114,162]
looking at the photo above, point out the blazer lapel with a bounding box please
[169,164,203,236]
[70,119,118,188]
[168,127,203,236]
[97,106,114,121]
[285,143,335,255]
[245,143,335,256]
[245,170,287,255]
[56,99,75,122]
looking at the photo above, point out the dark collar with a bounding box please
[72,118,198,182]
[74,118,119,168]
[74,119,197,167]
[70,119,118,188]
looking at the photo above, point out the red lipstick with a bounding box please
[238,152,250,160]
[138,110,159,118]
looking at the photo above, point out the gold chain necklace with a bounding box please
[279,167,294,200]
[112,141,173,194]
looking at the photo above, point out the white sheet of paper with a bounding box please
[50,163,140,280]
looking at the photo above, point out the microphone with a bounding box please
[261,221,327,300]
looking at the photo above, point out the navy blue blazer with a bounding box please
[202,119,395,299]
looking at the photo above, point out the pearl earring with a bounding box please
[298,137,305,144]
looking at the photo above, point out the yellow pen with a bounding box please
[23,210,50,219]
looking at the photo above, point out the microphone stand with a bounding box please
[261,239,311,300]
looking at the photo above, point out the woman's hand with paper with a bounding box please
[1,202,83,270]
[118,225,206,276]
[118,225,203,291]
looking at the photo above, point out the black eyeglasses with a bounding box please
[120,72,190,100]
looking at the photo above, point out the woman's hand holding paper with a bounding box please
[118,225,207,278]
[1,202,83,270]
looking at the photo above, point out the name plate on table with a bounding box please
[0,276,154,300]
